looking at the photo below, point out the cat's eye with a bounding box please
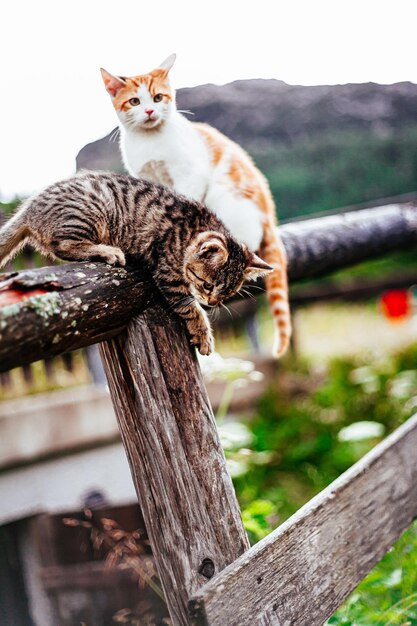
[203,282,213,292]
[153,94,163,103]
[129,97,140,106]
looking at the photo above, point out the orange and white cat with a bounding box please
[101,54,291,356]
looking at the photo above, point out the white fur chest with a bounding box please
[119,113,264,251]
[120,114,212,201]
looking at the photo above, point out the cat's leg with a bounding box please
[159,288,214,355]
[183,304,214,356]
[50,239,126,266]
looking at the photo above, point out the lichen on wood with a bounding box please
[0,203,416,372]
[0,262,155,372]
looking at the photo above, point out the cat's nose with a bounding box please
[145,109,154,117]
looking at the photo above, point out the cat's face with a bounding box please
[184,232,273,307]
[101,54,176,131]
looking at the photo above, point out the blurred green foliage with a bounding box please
[227,344,417,623]
[327,521,417,625]
[0,198,52,271]
[0,198,19,218]
[253,126,417,221]
[234,348,417,532]
[328,247,417,280]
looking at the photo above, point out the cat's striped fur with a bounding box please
[0,171,272,355]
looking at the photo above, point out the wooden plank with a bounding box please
[189,413,417,626]
[100,303,250,626]
[1,204,416,372]
[0,357,274,471]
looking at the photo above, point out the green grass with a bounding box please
[327,521,417,626]
[226,343,417,623]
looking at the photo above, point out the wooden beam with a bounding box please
[100,303,250,626]
[0,203,416,372]
[281,204,417,281]
[189,413,417,626]
[0,262,154,373]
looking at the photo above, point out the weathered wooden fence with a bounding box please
[1,203,417,626]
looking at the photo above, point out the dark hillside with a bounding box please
[177,80,417,148]
[77,79,417,219]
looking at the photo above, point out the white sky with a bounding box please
[1,0,416,199]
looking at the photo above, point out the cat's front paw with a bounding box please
[94,245,126,267]
[103,249,126,267]
[191,328,214,356]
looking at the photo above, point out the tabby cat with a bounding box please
[0,171,272,355]
[101,54,291,356]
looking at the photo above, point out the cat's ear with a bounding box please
[245,251,274,279]
[198,237,228,264]
[158,53,176,74]
[100,68,127,98]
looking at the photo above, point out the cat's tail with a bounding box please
[261,221,292,358]
[0,207,30,268]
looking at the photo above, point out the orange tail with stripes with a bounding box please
[261,224,291,357]
[256,175,291,357]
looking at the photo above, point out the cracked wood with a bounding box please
[0,263,154,372]
[100,304,250,626]
[189,413,417,626]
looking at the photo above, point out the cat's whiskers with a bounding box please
[168,295,195,312]
[220,302,233,319]
[245,284,266,293]
[125,112,140,131]
[109,128,120,143]
[237,288,253,300]
[208,306,220,322]
[177,110,195,116]
[240,288,256,300]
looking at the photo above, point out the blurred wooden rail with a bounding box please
[1,203,416,373]
[290,270,417,306]
[1,203,417,626]
[0,356,274,472]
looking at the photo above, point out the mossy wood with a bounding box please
[0,263,154,372]
[1,204,416,373]
[0,203,416,626]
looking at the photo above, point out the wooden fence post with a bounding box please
[1,203,416,625]
[100,303,250,626]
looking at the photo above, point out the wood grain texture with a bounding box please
[281,204,417,281]
[100,304,250,626]
[189,413,417,626]
[1,204,416,372]
[0,263,154,372]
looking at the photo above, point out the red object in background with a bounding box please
[0,288,48,306]
[380,289,412,321]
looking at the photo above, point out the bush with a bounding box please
[227,344,417,622]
